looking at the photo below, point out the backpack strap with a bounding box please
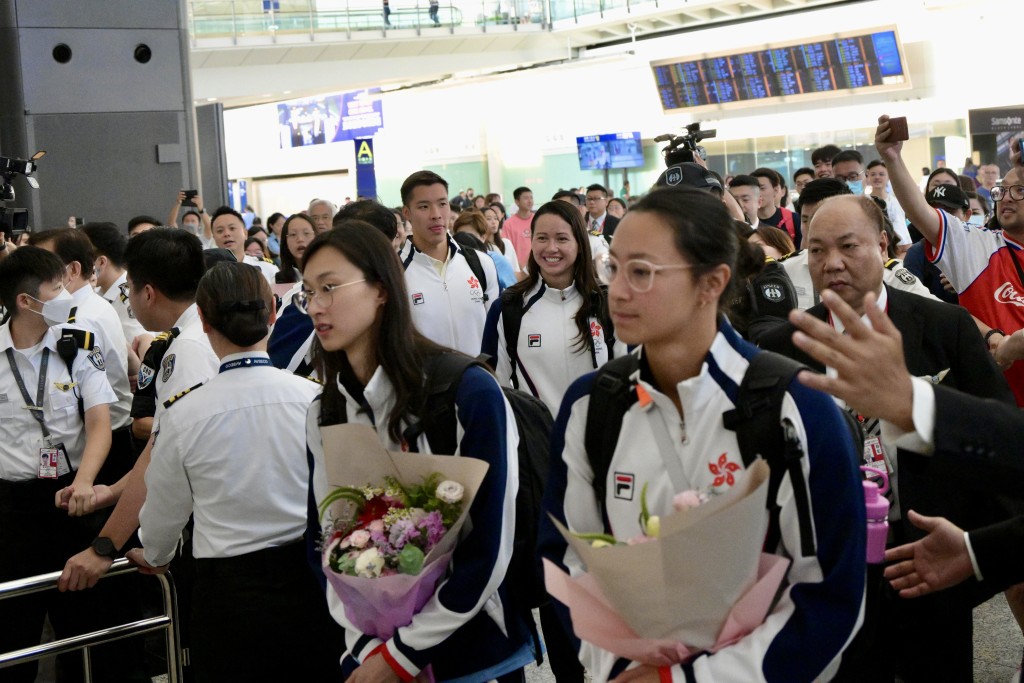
[402,352,484,454]
[722,351,816,558]
[500,289,524,390]
[584,354,640,520]
[460,247,489,304]
[57,328,94,420]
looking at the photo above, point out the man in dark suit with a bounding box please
[584,183,619,241]
[759,194,1015,682]
[782,290,1024,602]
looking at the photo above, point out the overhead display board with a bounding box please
[652,27,910,113]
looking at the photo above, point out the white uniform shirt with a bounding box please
[243,254,280,286]
[486,281,620,416]
[398,237,499,356]
[0,323,116,480]
[152,304,219,422]
[69,284,133,430]
[140,352,320,566]
[98,271,148,341]
[782,250,938,310]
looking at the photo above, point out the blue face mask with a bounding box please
[846,180,864,195]
[967,213,985,227]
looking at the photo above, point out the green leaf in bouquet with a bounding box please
[397,544,425,575]
[331,549,358,575]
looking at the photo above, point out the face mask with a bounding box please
[967,213,986,227]
[846,180,864,195]
[28,288,74,327]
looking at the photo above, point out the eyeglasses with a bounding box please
[596,253,695,293]
[296,279,366,313]
[991,185,1024,202]
[836,172,864,182]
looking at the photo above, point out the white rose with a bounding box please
[354,547,384,578]
[435,480,464,504]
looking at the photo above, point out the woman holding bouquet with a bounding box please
[128,262,341,682]
[539,188,867,682]
[303,221,534,682]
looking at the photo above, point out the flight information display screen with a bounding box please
[652,29,909,112]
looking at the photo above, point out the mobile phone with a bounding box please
[182,189,198,207]
[887,117,909,142]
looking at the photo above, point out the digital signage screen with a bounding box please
[577,132,644,171]
[651,28,910,113]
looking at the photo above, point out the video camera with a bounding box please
[655,122,717,166]
[0,150,45,241]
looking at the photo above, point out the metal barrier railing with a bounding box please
[0,559,183,683]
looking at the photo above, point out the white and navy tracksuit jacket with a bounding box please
[480,280,623,417]
[539,321,866,682]
[398,236,499,356]
[306,364,534,682]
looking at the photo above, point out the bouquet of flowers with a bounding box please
[318,424,490,645]
[544,460,791,667]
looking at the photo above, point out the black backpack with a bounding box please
[496,285,616,391]
[402,352,551,663]
[584,350,862,559]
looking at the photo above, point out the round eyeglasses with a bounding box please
[596,252,696,293]
[296,279,367,313]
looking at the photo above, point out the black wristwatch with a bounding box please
[91,536,118,560]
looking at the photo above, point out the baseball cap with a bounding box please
[925,184,969,212]
[655,162,723,194]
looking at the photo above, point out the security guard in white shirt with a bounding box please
[31,228,135,483]
[398,171,499,355]
[129,261,340,682]
[0,246,147,683]
[81,222,150,342]
[59,228,218,590]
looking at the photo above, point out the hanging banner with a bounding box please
[355,138,377,200]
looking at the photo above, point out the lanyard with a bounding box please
[5,347,52,444]
[219,356,273,373]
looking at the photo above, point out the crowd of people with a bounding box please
[1,113,1024,683]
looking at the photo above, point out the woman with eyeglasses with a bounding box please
[128,261,341,682]
[301,221,534,683]
[275,214,317,285]
[538,188,867,682]
[481,200,618,418]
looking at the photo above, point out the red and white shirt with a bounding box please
[926,208,1024,405]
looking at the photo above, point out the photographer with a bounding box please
[167,190,213,246]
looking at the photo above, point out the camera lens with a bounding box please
[52,44,72,64]
[134,44,152,64]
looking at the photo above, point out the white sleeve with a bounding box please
[926,209,1003,293]
[139,414,193,567]
[154,338,219,421]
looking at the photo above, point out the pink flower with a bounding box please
[367,519,385,534]
[673,490,705,511]
[347,529,371,549]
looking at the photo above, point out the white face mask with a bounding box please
[28,288,74,327]
[967,214,986,227]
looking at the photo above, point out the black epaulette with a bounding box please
[162,382,205,409]
[57,328,96,420]
[884,258,899,270]
[302,375,323,385]
[777,249,803,262]
[67,307,78,324]
[263,257,275,264]
[58,328,95,353]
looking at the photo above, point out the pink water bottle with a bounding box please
[861,466,890,564]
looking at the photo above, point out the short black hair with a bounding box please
[400,171,448,206]
[334,200,398,240]
[795,178,852,210]
[750,168,781,187]
[125,227,205,302]
[513,186,532,201]
[728,174,760,190]
[793,167,814,182]
[127,215,161,234]
[831,150,864,166]
[212,206,244,224]
[552,190,581,205]
[0,245,66,317]
[811,144,842,165]
[585,184,609,197]
[182,210,202,223]
[29,228,96,278]
[80,222,127,268]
